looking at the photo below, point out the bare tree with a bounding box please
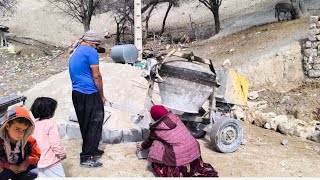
[198,0,222,34]
[106,0,183,44]
[114,16,126,44]
[160,2,173,36]
[107,0,134,44]
[143,3,156,44]
[49,0,103,32]
[108,0,167,44]
[0,0,17,14]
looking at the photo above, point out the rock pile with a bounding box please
[233,91,320,143]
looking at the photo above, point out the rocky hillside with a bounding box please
[0,0,274,46]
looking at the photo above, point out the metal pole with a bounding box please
[0,31,4,48]
[134,0,143,61]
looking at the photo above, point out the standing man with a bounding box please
[68,30,106,168]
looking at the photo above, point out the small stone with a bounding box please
[280,96,290,104]
[234,110,245,121]
[305,41,312,48]
[303,56,308,63]
[308,56,314,63]
[307,131,320,143]
[280,161,287,167]
[308,70,320,78]
[310,23,317,29]
[308,34,317,41]
[229,48,235,54]
[309,29,320,36]
[312,41,320,49]
[248,91,259,100]
[304,48,317,57]
[310,16,319,23]
[241,139,247,145]
[136,148,150,159]
[257,101,268,110]
[281,139,288,145]
[313,64,320,70]
[264,122,271,129]
[312,57,320,64]
[304,63,312,71]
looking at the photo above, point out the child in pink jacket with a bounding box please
[31,97,66,177]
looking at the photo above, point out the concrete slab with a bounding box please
[123,129,143,143]
[102,129,123,144]
[66,124,82,140]
[58,124,67,138]
[141,128,150,140]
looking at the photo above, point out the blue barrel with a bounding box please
[110,44,138,64]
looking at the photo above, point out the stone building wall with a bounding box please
[303,16,320,78]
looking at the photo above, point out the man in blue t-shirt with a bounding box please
[69,30,106,168]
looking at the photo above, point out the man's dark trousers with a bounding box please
[72,90,104,162]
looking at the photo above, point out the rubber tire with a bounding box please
[186,121,206,138]
[210,118,243,153]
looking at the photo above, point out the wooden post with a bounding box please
[134,0,143,61]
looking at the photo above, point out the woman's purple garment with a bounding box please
[142,113,201,166]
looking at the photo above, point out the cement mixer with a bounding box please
[136,50,249,153]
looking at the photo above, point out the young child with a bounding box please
[0,106,40,180]
[31,97,66,177]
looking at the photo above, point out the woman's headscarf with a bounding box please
[150,105,169,121]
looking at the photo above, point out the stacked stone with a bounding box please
[303,16,320,78]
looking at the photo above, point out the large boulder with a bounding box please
[264,115,288,131]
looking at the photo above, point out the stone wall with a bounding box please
[303,16,320,78]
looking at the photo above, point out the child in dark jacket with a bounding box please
[0,106,41,180]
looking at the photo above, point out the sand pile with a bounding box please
[23,62,161,130]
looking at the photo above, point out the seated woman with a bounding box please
[137,105,218,177]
